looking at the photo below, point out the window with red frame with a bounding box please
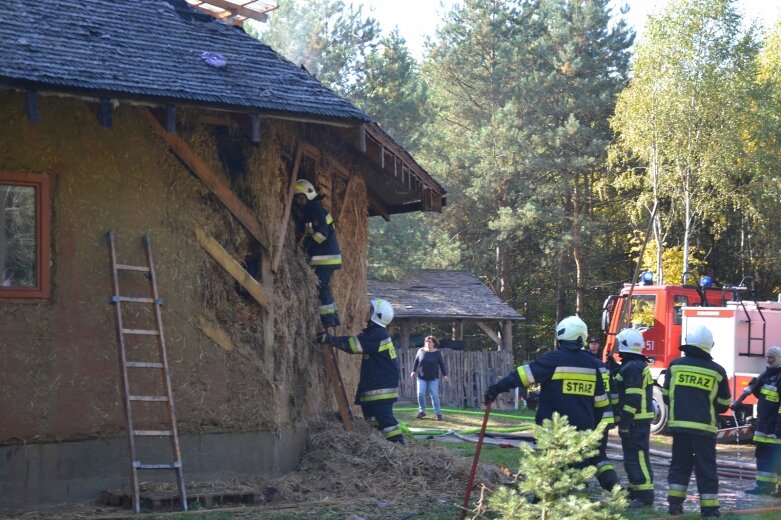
[0,172,51,300]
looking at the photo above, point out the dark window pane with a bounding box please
[1,184,37,287]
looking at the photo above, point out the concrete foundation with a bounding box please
[0,427,308,508]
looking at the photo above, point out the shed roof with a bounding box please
[368,270,524,321]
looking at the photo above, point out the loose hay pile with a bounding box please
[0,418,501,519]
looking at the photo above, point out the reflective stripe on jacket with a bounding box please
[517,348,608,431]
[331,323,399,404]
[615,358,654,424]
[663,355,731,437]
[298,199,341,268]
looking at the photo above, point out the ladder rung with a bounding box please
[134,429,174,436]
[116,296,156,303]
[116,264,151,272]
[126,361,165,369]
[133,462,182,469]
[122,328,160,335]
[129,395,169,402]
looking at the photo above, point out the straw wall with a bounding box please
[0,90,367,443]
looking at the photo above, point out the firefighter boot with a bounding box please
[668,500,684,516]
[745,483,775,495]
[700,506,720,518]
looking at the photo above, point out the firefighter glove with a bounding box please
[314,332,331,345]
[304,222,314,235]
[484,384,501,405]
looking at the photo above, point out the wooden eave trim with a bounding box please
[141,107,270,253]
[362,123,444,195]
[0,83,366,129]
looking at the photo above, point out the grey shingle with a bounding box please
[368,270,524,320]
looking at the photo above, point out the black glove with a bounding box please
[314,333,331,344]
[484,384,502,405]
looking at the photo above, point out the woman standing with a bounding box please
[411,336,449,420]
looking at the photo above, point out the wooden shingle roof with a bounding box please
[368,270,524,321]
[1,0,368,123]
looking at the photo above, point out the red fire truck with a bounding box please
[601,275,770,436]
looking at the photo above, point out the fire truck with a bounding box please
[601,274,773,436]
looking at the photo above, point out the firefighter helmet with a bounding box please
[294,179,318,201]
[767,345,781,367]
[555,316,588,345]
[616,328,645,355]
[369,298,394,328]
[684,325,714,353]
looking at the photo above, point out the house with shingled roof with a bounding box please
[0,0,445,508]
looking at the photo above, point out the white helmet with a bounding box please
[767,345,781,368]
[556,316,588,345]
[294,179,318,200]
[684,325,714,354]
[617,328,645,355]
[370,298,394,328]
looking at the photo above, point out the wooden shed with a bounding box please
[0,0,445,507]
[368,270,524,407]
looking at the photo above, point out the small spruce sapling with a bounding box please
[482,413,627,520]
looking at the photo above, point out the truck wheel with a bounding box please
[650,385,668,435]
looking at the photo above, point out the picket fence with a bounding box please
[396,347,517,409]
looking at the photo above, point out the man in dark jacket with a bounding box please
[663,325,731,518]
[293,179,341,329]
[316,298,403,443]
[614,328,655,508]
[731,345,781,495]
[484,316,613,486]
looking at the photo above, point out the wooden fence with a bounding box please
[397,348,517,410]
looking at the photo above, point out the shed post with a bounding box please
[502,320,513,351]
[399,319,410,349]
[453,319,463,341]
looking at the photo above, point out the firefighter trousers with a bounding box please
[361,401,404,444]
[668,433,719,514]
[619,423,654,503]
[315,267,340,328]
[754,442,781,489]
[594,428,620,491]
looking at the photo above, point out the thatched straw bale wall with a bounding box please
[0,90,368,444]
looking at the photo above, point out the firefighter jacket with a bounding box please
[590,352,617,430]
[746,366,781,443]
[662,346,731,437]
[615,355,654,427]
[494,346,610,430]
[329,322,399,405]
[297,198,341,269]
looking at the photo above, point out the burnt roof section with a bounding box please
[0,0,368,122]
[368,270,524,321]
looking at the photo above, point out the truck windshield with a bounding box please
[620,294,656,329]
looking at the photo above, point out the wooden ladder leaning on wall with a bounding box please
[107,231,188,513]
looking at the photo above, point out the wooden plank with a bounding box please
[475,321,502,347]
[322,346,353,432]
[141,108,269,253]
[271,145,303,273]
[195,227,272,309]
[196,0,270,22]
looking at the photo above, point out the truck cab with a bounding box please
[601,281,737,433]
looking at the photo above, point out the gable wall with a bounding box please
[0,90,368,446]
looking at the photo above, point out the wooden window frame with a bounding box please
[0,171,51,301]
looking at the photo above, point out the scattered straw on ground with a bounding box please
[0,417,501,519]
